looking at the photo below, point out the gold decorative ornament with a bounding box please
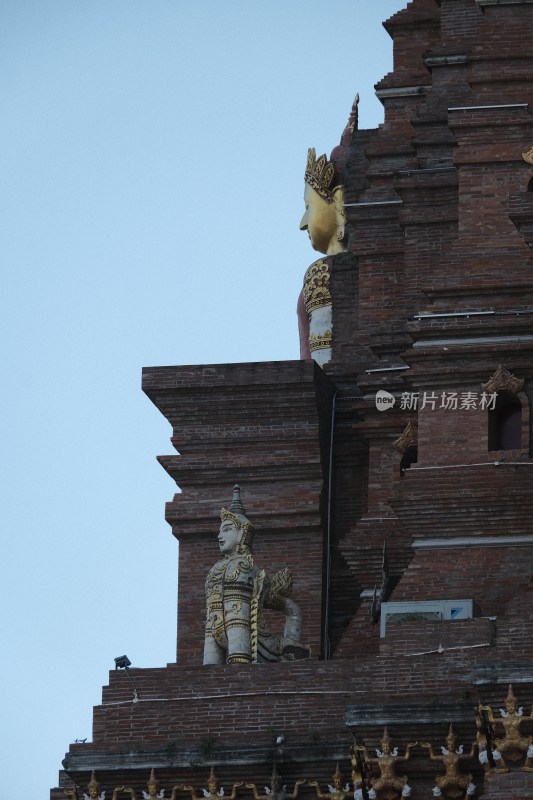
[309,331,332,351]
[393,420,418,454]
[346,93,359,137]
[301,257,334,364]
[421,725,476,798]
[481,364,525,394]
[305,149,337,204]
[351,729,416,800]
[303,259,332,315]
[522,146,533,165]
[476,685,533,773]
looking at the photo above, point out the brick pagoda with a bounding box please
[53,1,533,798]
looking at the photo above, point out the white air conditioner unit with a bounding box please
[380,599,476,637]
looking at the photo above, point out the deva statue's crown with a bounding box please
[220,484,255,551]
[304,148,337,204]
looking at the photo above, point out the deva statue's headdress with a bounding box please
[304,93,359,203]
[445,723,457,750]
[305,148,337,203]
[147,769,159,789]
[87,772,100,794]
[220,484,255,552]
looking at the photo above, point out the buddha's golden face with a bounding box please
[300,183,339,254]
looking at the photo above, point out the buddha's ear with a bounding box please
[331,185,345,221]
[332,185,346,245]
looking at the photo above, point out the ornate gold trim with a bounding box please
[481,364,525,394]
[226,654,252,663]
[393,420,418,454]
[522,146,533,166]
[305,148,337,203]
[250,569,265,663]
[309,331,332,351]
[303,259,332,314]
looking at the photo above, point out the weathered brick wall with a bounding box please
[142,361,335,663]
[326,0,533,674]
[483,770,533,800]
[54,1,533,798]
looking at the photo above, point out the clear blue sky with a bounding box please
[0,2,406,796]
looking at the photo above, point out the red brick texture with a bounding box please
[142,360,335,663]
[53,1,533,798]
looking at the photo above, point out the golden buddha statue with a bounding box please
[300,149,346,257]
[298,96,357,366]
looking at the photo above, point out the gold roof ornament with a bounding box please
[522,146,533,165]
[481,364,525,394]
[346,93,359,136]
[393,420,418,454]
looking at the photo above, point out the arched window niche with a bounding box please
[483,365,529,454]
[400,445,418,475]
[488,390,524,451]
